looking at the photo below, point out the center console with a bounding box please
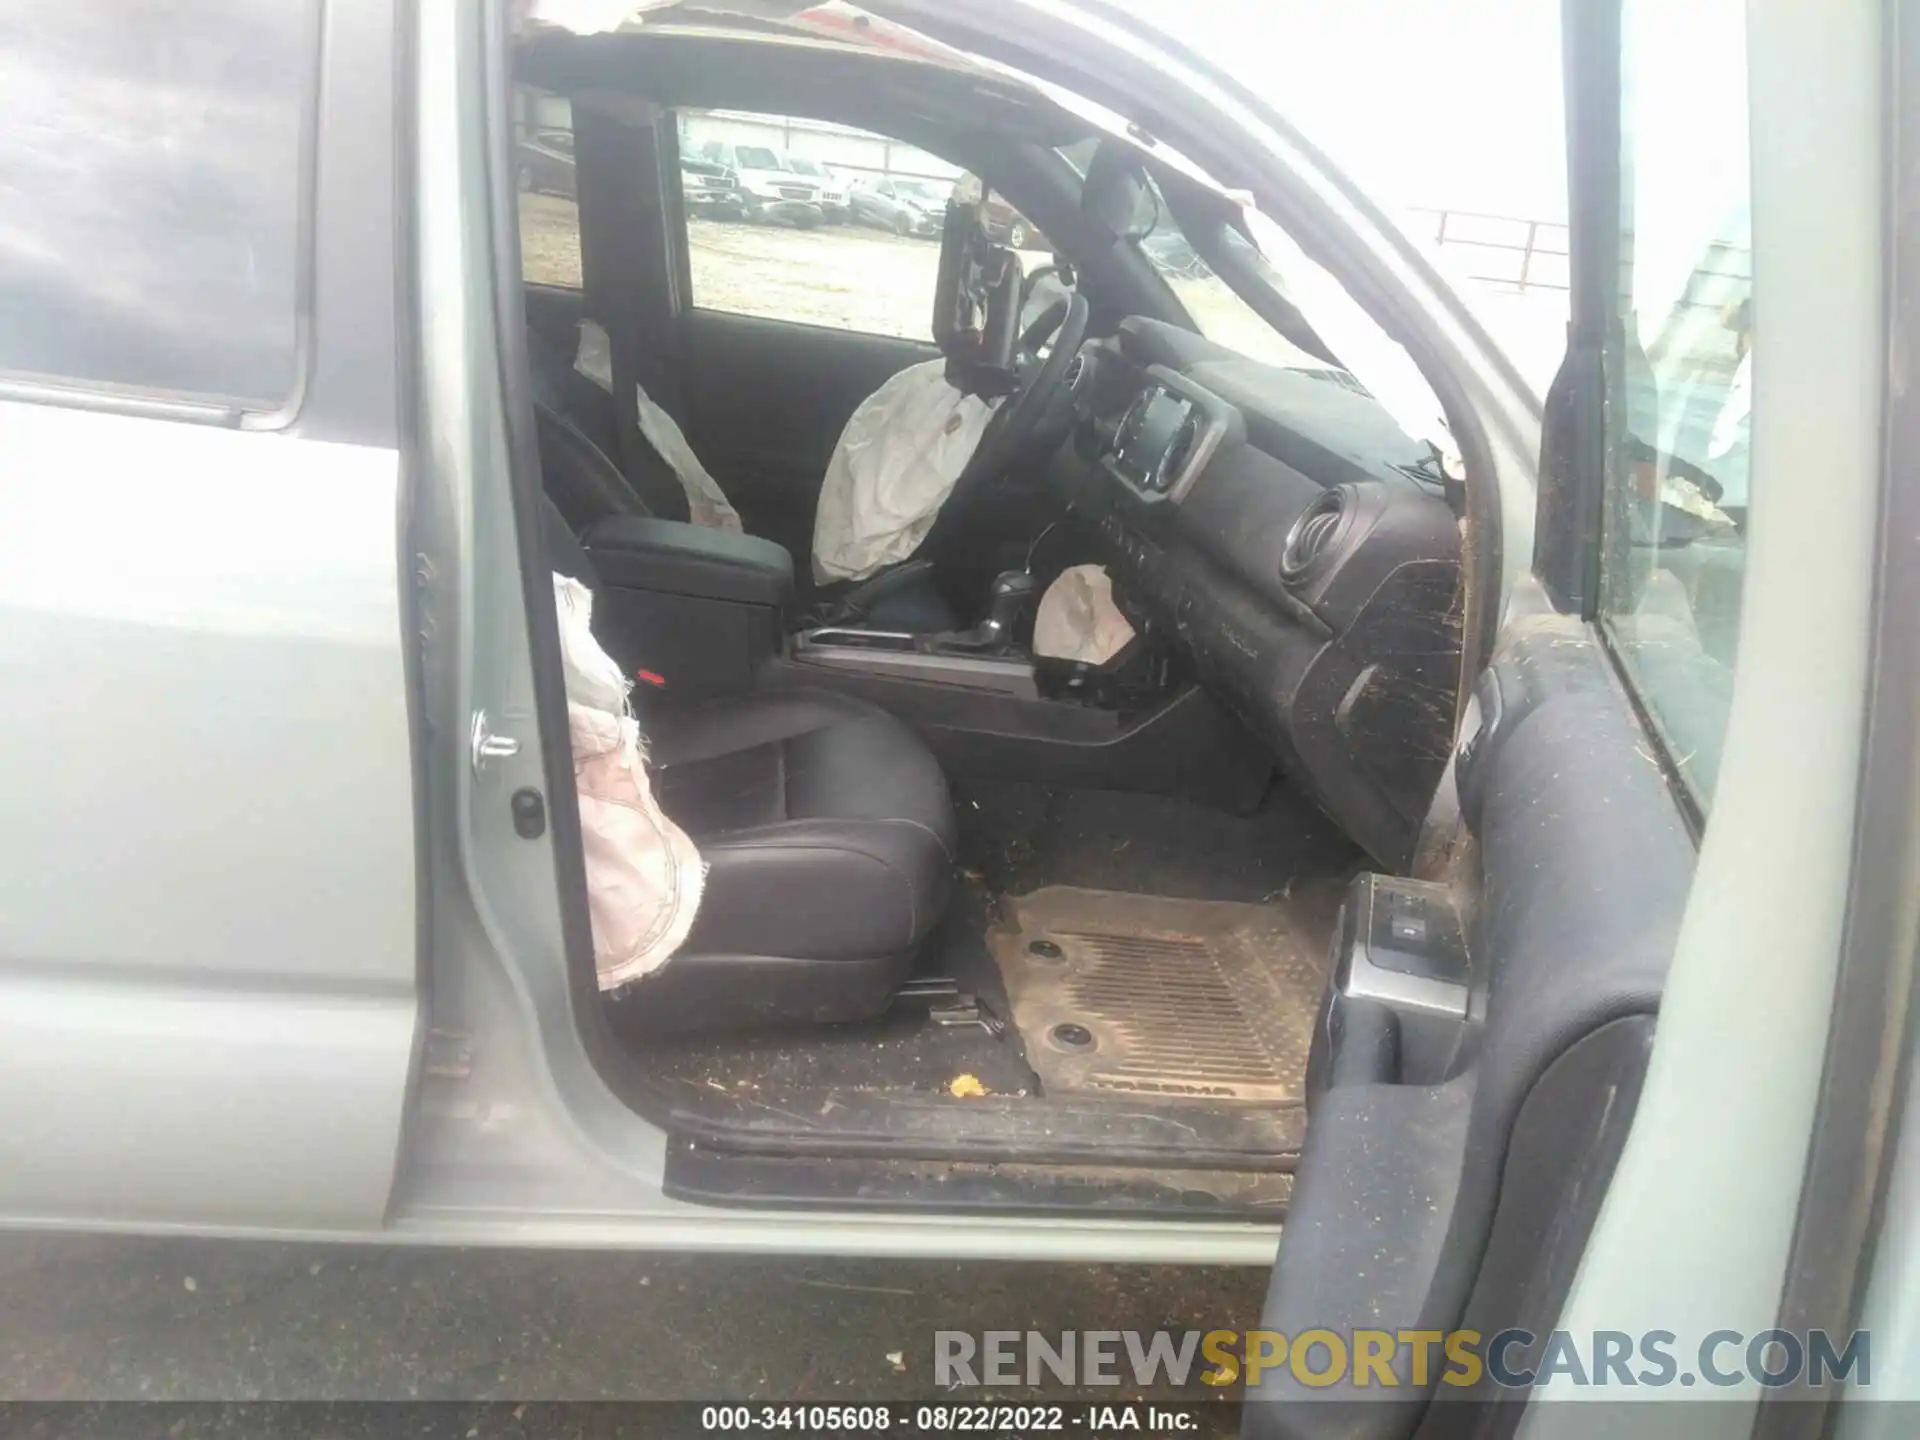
[581,514,793,701]
[575,518,1277,813]
[789,568,1044,699]
[778,570,1273,813]
[793,628,1041,699]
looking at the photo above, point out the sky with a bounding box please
[1117,0,1570,223]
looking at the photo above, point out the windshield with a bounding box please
[1046,153,1447,453]
[786,156,825,178]
[735,146,781,170]
[1236,210,1452,460]
[1134,205,1325,372]
[1117,175,1450,457]
[894,179,949,202]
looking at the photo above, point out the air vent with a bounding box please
[1111,391,1152,464]
[1154,413,1201,492]
[1281,486,1350,582]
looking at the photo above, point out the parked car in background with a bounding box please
[679,155,748,222]
[515,129,575,199]
[846,174,950,236]
[983,191,1046,250]
[781,155,850,221]
[693,140,823,228]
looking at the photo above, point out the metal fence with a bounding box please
[1408,206,1752,308]
[1406,207,1571,294]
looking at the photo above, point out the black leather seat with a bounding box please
[638,689,956,1028]
[542,498,956,1031]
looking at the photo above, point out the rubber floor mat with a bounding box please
[989,886,1332,1104]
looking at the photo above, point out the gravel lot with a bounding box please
[518,192,586,291]
[520,192,948,340]
[0,1233,1264,1436]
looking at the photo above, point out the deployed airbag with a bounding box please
[574,320,743,533]
[554,572,706,990]
[811,358,1001,583]
[1033,563,1136,665]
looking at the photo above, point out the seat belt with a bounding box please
[572,100,693,520]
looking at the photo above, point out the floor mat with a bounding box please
[989,886,1335,1105]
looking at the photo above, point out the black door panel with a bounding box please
[679,308,937,562]
[1239,0,1722,1425]
[1435,1014,1656,1435]
[1243,592,1694,1440]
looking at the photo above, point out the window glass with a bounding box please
[1140,212,1326,371]
[983,191,1048,257]
[515,86,581,289]
[1128,182,1452,458]
[675,110,961,340]
[0,1,313,404]
[1129,175,1421,405]
[1598,0,1751,809]
[1055,143,1334,370]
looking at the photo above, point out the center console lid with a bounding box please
[578,515,794,702]
[581,515,794,607]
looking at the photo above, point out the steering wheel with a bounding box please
[958,290,1090,491]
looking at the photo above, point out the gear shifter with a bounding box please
[980,570,1037,646]
[933,570,1037,654]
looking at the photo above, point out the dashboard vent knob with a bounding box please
[1281,486,1350,582]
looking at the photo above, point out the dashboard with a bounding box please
[1056,317,1464,869]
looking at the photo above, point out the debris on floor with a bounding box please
[947,1073,988,1099]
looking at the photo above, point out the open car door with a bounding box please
[1244,0,1892,1433]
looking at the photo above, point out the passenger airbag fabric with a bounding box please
[575,319,743,533]
[1034,563,1136,665]
[554,572,706,989]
